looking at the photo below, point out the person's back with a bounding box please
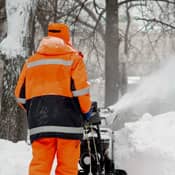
[26,37,75,99]
[15,23,92,175]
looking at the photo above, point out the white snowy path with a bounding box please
[1,112,175,175]
[0,140,30,175]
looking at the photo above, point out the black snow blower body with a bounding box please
[78,102,127,175]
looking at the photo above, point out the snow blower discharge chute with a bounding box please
[78,102,127,175]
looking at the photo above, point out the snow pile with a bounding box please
[114,112,175,175]
[1,112,175,175]
[0,0,35,57]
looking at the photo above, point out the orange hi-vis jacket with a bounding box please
[15,36,92,142]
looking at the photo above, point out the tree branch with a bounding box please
[136,17,175,29]
[124,2,131,55]
[119,0,175,6]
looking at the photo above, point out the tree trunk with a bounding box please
[53,0,58,22]
[36,0,53,36]
[0,55,27,142]
[0,60,3,113]
[105,0,120,106]
[0,0,7,42]
[0,0,36,142]
[119,62,127,95]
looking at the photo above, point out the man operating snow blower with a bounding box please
[15,23,93,175]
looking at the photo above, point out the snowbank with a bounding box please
[114,112,175,175]
[1,112,175,175]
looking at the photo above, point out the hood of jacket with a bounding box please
[48,23,71,45]
[36,36,76,55]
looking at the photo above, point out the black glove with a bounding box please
[84,108,93,121]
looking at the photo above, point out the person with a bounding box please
[15,23,92,175]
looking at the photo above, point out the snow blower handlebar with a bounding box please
[79,102,128,175]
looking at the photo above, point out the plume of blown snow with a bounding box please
[109,57,175,128]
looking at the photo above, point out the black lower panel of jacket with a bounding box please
[26,95,84,141]
[30,132,83,143]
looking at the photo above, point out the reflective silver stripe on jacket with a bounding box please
[16,98,26,104]
[29,126,83,136]
[72,87,89,97]
[27,59,73,68]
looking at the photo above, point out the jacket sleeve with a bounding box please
[71,54,92,114]
[14,62,27,110]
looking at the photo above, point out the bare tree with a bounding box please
[0,0,6,42]
[36,0,175,107]
[105,0,120,106]
[0,0,37,142]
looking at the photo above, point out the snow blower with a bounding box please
[78,102,127,175]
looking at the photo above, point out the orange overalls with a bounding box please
[15,23,92,175]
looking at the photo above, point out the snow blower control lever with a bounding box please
[78,102,127,175]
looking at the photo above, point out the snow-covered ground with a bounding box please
[1,111,175,175]
[0,140,31,175]
[114,112,175,175]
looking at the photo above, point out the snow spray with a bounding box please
[109,57,175,129]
